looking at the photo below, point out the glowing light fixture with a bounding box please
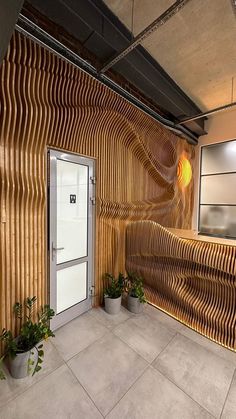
[177,155,192,188]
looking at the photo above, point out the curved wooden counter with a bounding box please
[126,221,236,350]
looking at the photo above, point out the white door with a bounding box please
[48,149,95,329]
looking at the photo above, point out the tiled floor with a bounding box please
[1,304,236,418]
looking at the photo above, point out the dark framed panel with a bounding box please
[198,139,236,239]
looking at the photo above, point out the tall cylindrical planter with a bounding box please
[104,295,121,315]
[9,347,38,379]
[127,294,143,314]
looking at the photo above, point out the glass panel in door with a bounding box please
[57,160,88,263]
[57,263,87,313]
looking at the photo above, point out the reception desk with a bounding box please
[167,228,236,247]
[126,221,236,351]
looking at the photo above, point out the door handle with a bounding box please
[52,243,64,261]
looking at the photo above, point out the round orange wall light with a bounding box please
[177,155,192,188]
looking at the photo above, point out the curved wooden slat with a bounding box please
[0,32,194,341]
[126,221,236,350]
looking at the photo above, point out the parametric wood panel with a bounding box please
[0,32,194,335]
[126,221,236,350]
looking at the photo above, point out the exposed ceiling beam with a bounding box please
[23,0,206,136]
[99,0,192,74]
[178,101,236,124]
[16,14,198,145]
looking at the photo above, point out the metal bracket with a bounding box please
[90,197,96,205]
[90,176,96,185]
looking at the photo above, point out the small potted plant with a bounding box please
[0,296,55,380]
[104,272,124,315]
[126,272,146,314]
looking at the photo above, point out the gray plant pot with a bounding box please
[9,346,38,379]
[104,295,121,315]
[127,294,143,314]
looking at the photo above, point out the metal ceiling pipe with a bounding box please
[15,14,198,145]
[99,0,192,74]
[178,101,236,124]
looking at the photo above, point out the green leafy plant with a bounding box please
[125,272,146,304]
[0,296,55,380]
[104,273,125,299]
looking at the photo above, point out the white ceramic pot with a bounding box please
[9,346,38,379]
[127,294,143,314]
[104,295,121,315]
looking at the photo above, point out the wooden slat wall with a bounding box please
[0,32,194,335]
[126,221,236,350]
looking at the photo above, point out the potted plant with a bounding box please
[126,272,146,314]
[0,296,55,380]
[104,272,124,315]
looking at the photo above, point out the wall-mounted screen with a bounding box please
[199,140,236,239]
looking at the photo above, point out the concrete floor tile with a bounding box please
[0,339,64,408]
[0,364,103,419]
[144,304,184,333]
[90,306,132,329]
[68,333,148,416]
[113,313,176,363]
[153,334,234,418]
[221,370,236,418]
[107,367,214,419]
[180,325,236,366]
[53,311,108,361]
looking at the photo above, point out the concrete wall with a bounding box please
[0,0,24,66]
[192,108,236,230]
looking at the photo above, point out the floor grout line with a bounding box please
[65,330,150,417]
[178,329,236,367]
[110,329,152,363]
[59,329,110,364]
[219,368,236,418]
[0,309,133,411]
[89,307,134,332]
[112,322,178,365]
[151,364,218,419]
[0,360,67,410]
[174,332,236,369]
[151,333,178,365]
[67,363,105,418]
[2,305,235,418]
[104,364,150,418]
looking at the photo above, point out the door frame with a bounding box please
[48,148,96,330]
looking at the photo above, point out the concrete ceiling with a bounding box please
[104,0,236,111]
